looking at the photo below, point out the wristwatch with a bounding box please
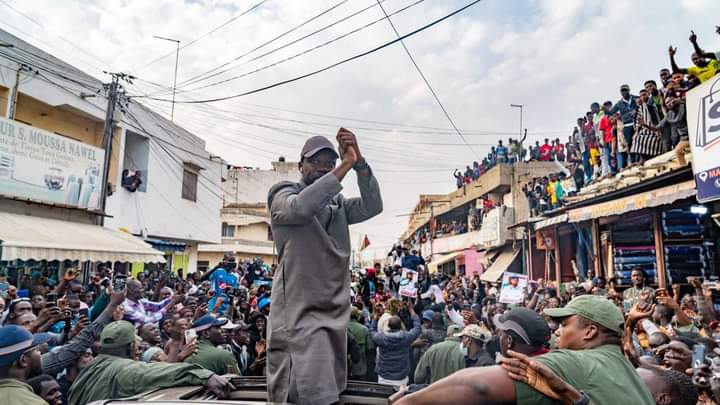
[353,158,369,172]
[573,391,590,405]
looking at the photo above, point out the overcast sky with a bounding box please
[2,0,719,259]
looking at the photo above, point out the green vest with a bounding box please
[347,320,374,377]
[514,344,655,405]
[184,340,240,375]
[0,379,47,405]
[68,354,213,405]
[414,338,465,384]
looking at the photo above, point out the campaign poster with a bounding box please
[686,78,720,203]
[499,272,528,304]
[398,268,418,298]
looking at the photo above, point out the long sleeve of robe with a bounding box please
[266,167,383,405]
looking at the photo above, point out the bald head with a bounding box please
[388,316,402,331]
[127,280,143,300]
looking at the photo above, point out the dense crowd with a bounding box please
[0,255,274,405]
[455,29,720,192]
[351,256,720,405]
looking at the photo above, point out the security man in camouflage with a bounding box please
[68,321,234,405]
[184,315,240,375]
[622,268,655,313]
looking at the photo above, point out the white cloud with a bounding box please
[1,0,719,256]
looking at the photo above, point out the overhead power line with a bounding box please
[132,0,269,73]
[176,0,351,89]
[133,0,484,104]
[169,0,425,95]
[374,0,480,160]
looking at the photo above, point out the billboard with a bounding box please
[0,116,105,210]
[687,77,720,203]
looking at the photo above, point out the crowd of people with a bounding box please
[347,256,720,405]
[3,249,720,403]
[523,169,582,215]
[455,29,720,191]
[0,254,274,404]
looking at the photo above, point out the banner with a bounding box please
[0,116,105,210]
[498,272,528,304]
[398,268,418,298]
[687,77,720,203]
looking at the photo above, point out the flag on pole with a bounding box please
[360,235,371,251]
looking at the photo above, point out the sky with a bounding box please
[1,0,719,260]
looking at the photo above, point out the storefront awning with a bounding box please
[145,238,187,253]
[567,180,697,223]
[0,212,166,263]
[427,251,463,274]
[480,248,520,282]
[534,214,568,231]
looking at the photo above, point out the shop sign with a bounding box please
[0,116,105,211]
[687,78,720,203]
[568,180,696,222]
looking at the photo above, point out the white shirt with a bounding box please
[421,284,444,303]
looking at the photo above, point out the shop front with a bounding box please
[0,212,165,287]
[529,178,719,289]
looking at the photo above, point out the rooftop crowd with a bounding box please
[457,29,720,214]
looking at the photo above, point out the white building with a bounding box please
[0,29,222,276]
[198,159,298,269]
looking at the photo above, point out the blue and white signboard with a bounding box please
[687,76,720,203]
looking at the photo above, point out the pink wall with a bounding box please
[464,248,485,278]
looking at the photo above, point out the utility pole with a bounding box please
[153,36,180,122]
[98,72,134,225]
[98,74,120,225]
[510,104,523,139]
[8,63,29,119]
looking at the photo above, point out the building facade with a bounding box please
[197,160,299,270]
[400,161,561,280]
[0,29,222,278]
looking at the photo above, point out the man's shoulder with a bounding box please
[267,180,302,203]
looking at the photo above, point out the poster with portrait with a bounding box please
[398,268,418,298]
[499,272,528,304]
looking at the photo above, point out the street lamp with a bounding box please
[153,35,180,122]
[510,104,523,138]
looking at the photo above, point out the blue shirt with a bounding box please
[208,268,238,312]
[496,146,508,160]
[611,96,639,125]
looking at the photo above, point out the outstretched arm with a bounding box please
[669,46,688,74]
[690,30,717,60]
[394,366,515,405]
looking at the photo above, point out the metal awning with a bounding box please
[480,248,520,282]
[534,214,568,230]
[0,212,166,263]
[145,238,187,253]
[427,251,463,274]
[567,180,696,223]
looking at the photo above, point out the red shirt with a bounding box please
[553,144,565,159]
[598,115,614,145]
[539,144,553,161]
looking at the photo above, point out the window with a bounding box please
[122,131,149,192]
[182,165,198,201]
[222,222,235,238]
[197,261,210,273]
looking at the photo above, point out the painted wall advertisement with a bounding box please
[687,77,720,203]
[0,116,105,211]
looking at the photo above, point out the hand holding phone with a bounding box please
[112,275,127,292]
[184,329,197,346]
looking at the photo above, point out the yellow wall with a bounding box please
[0,86,8,117]
[236,222,270,241]
[13,93,122,190]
